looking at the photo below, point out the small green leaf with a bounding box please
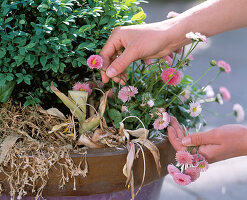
[40,56,47,66]
[0,80,16,103]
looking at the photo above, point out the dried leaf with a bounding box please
[51,83,85,123]
[48,123,68,134]
[125,128,149,139]
[91,128,112,142]
[0,135,20,164]
[77,134,105,148]
[39,107,66,120]
[68,90,88,119]
[98,91,109,117]
[133,138,161,176]
[79,115,100,135]
[125,142,135,185]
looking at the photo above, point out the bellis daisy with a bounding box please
[186,32,208,43]
[204,85,215,98]
[172,173,191,186]
[118,86,138,103]
[87,55,103,69]
[167,11,179,18]
[72,82,92,95]
[161,68,183,86]
[175,151,193,165]
[163,55,173,67]
[167,164,180,176]
[153,112,170,130]
[189,101,202,117]
[219,87,231,102]
[217,60,231,73]
[185,167,200,182]
[179,89,190,102]
[233,104,245,123]
[196,160,209,172]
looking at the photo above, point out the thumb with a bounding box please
[106,47,138,78]
[182,131,214,146]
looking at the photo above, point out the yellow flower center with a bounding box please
[199,163,205,168]
[79,88,86,92]
[92,59,97,65]
[193,107,197,112]
[159,120,164,124]
[169,74,173,78]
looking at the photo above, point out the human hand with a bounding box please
[168,116,247,163]
[100,20,189,85]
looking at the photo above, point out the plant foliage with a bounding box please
[0,0,146,106]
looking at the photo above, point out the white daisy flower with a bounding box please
[189,101,202,117]
[233,104,245,123]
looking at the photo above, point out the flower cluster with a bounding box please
[168,151,208,186]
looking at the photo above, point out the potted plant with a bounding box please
[0,1,245,200]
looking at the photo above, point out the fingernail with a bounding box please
[182,137,192,146]
[106,68,117,77]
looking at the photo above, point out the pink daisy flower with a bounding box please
[163,55,173,67]
[156,107,166,115]
[72,82,92,95]
[186,32,208,43]
[118,86,138,103]
[153,112,170,130]
[197,160,209,172]
[167,11,179,18]
[87,55,103,69]
[192,154,205,166]
[176,151,193,165]
[179,89,190,102]
[161,68,183,86]
[167,164,180,176]
[233,104,245,123]
[173,173,191,186]
[189,101,202,117]
[147,100,154,107]
[219,87,231,102]
[185,167,200,182]
[217,60,231,73]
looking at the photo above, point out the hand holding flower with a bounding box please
[168,116,247,163]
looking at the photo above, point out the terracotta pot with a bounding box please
[1,138,175,200]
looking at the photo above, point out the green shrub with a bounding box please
[0,0,146,106]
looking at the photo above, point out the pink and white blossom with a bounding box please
[192,154,205,166]
[233,104,245,123]
[172,173,191,186]
[87,55,103,69]
[118,86,138,103]
[163,55,173,67]
[186,32,208,43]
[167,164,180,176]
[147,100,154,107]
[72,82,92,95]
[204,85,215,98]
[185,167,200,182]
[161,68,183,86]
[176,151,193,165]
[217,60,231,73]
[167,11,179,18]
[196,160,209,172]
[153,112,170,130]
[179,89,190,102]
[219,87,231,102]
[189,101,202,117]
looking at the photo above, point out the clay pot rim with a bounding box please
[71,137,167,158]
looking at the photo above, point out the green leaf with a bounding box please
[40,56,47,66]
[0,80,16,103]
[0,48,6,59]
[79,24,96,32]
[108,108,122,128]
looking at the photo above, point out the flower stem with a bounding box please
[201,71,221,91]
